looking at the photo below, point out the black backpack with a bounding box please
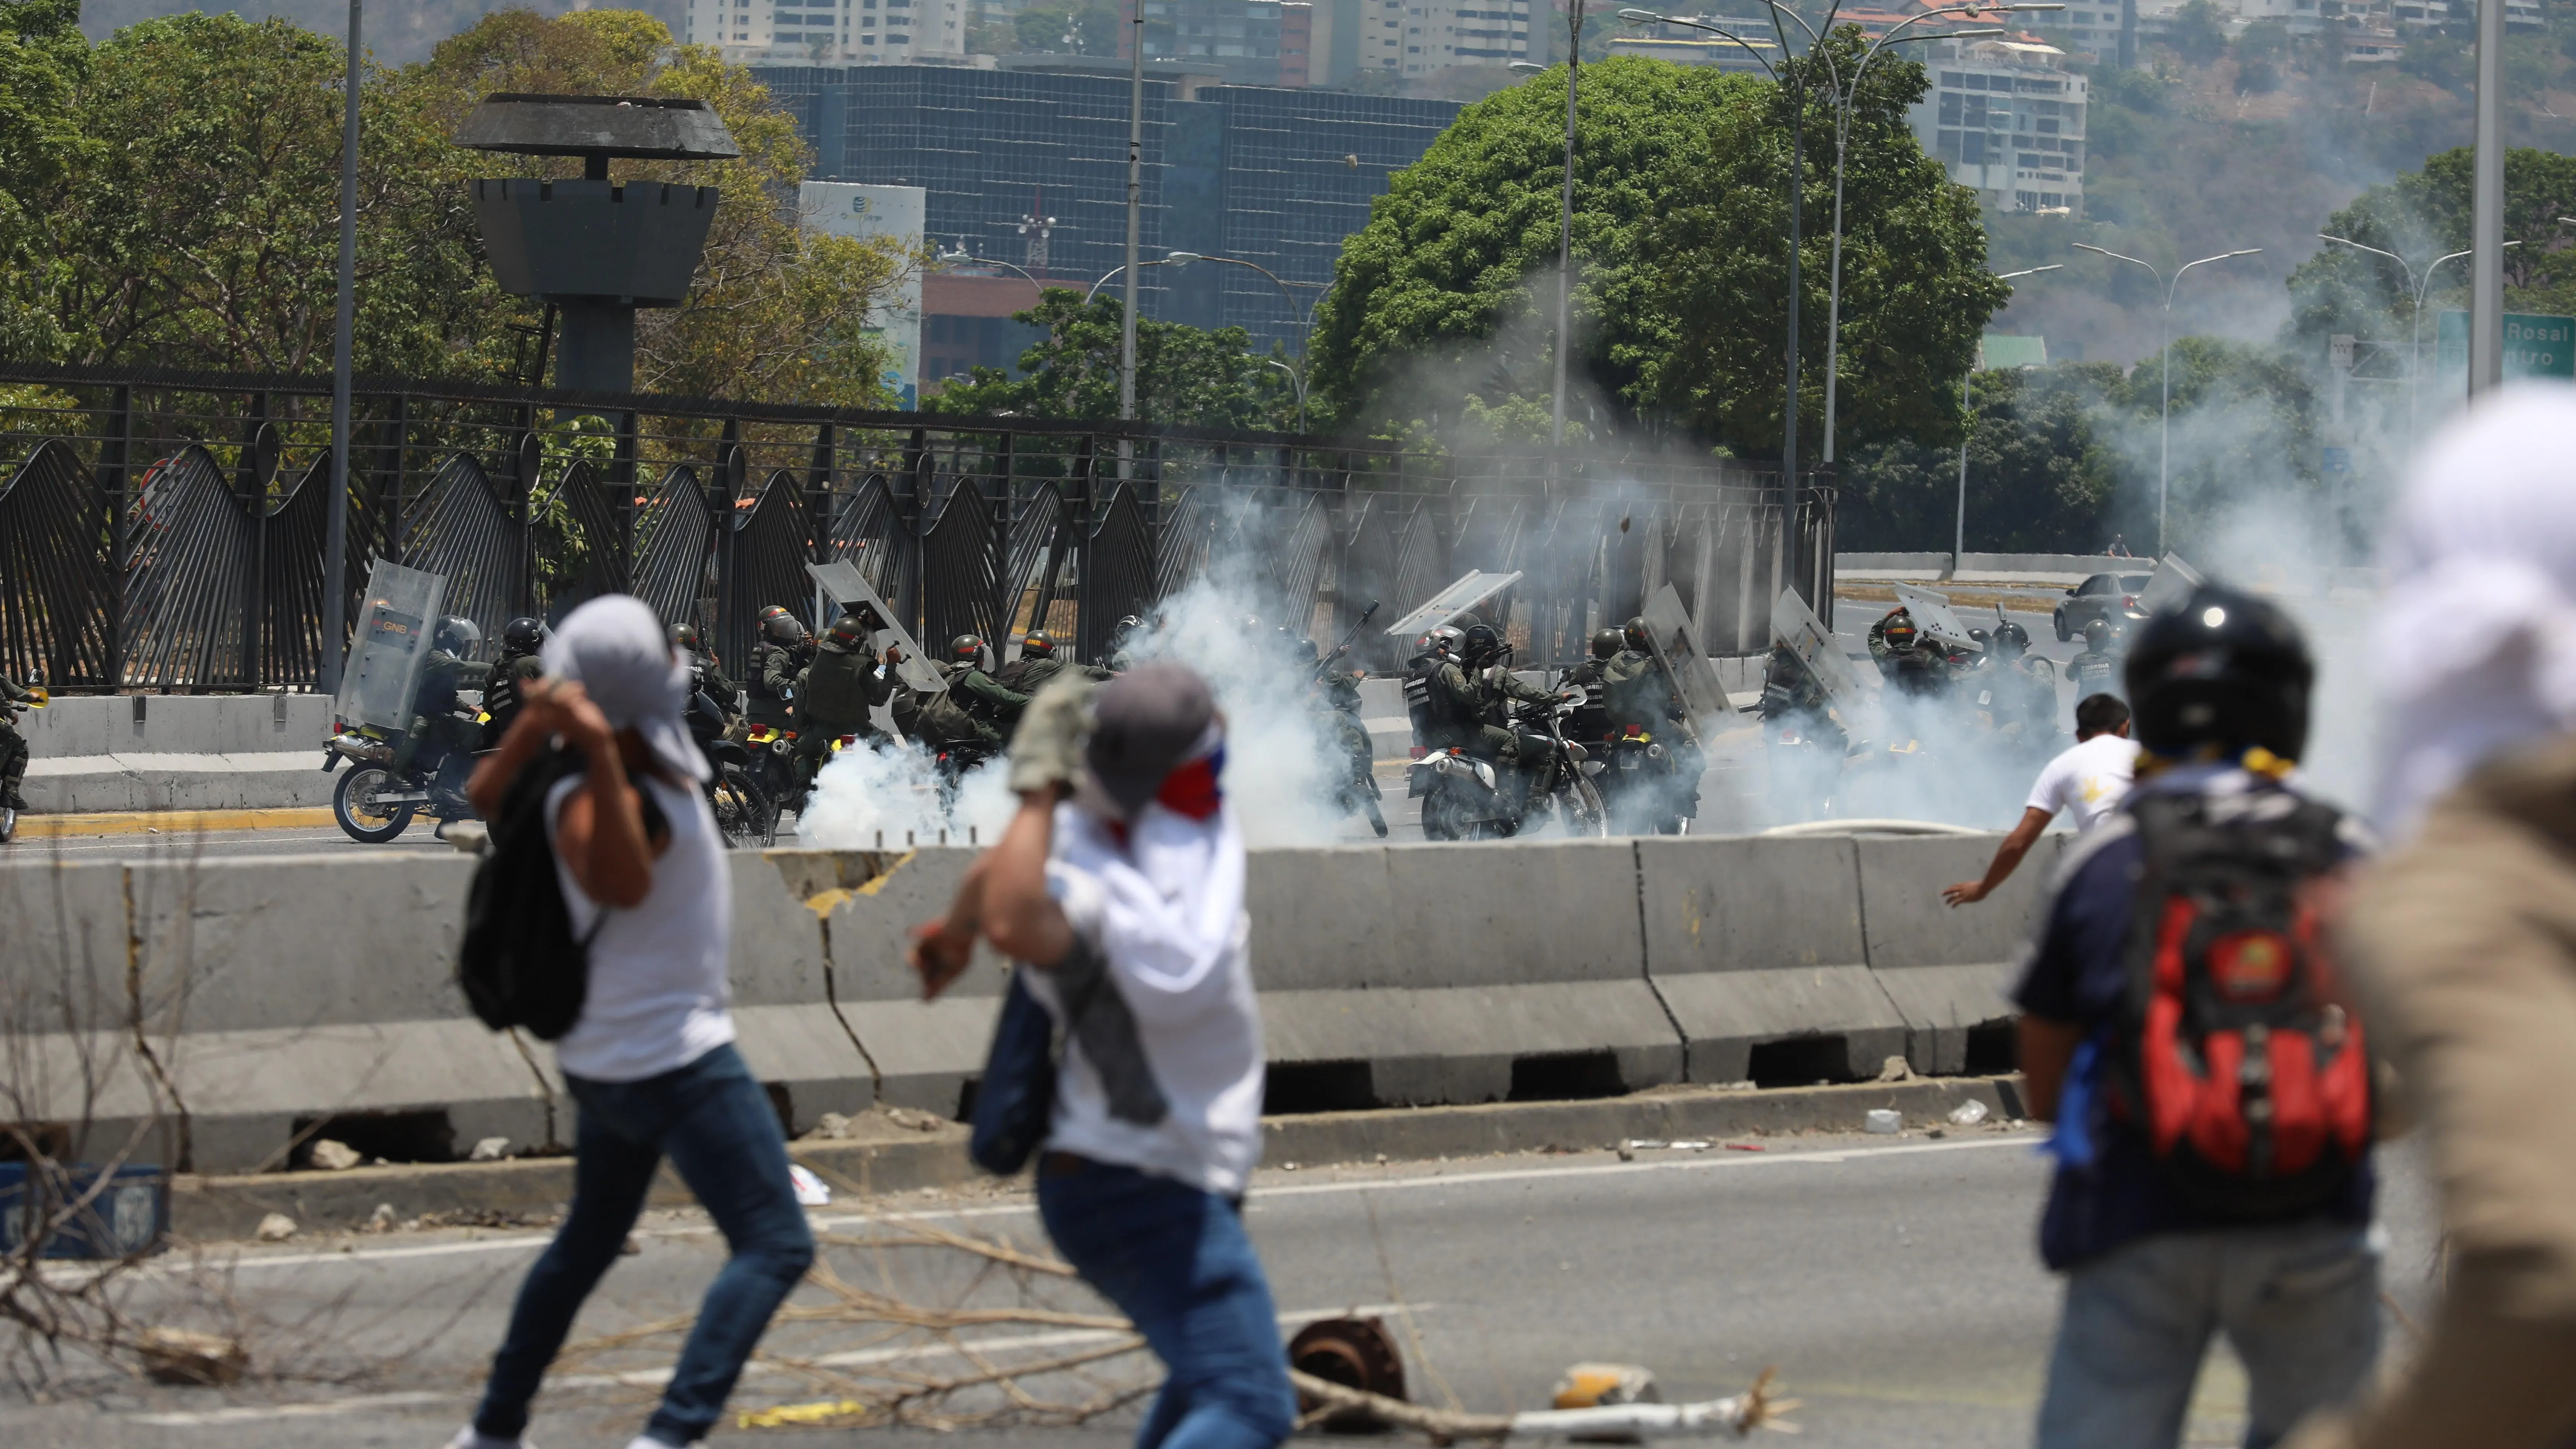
[457,748,599,1040]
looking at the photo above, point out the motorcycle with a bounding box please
[322,708,485,844]
[1596,724,1697,836]
[1410,696,1608,841]
[0,673,45,844]
[688,688,777,849]
[931,735,1001,814]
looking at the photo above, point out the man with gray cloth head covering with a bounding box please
[2283,388,2576,1449]
[907,662,1295,1449]
[449,595,813,1449]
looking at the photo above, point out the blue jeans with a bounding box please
[1038,1157,1296,1449]
[2036,1221,2381,1449]
[473,1042,815,1447]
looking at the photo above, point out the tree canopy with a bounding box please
[0,6,909,404]
[924,289,1301,431]
[2285,145,2576,353]
[1305,44,2004,459]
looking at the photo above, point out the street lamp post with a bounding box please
[2070,242,2262,554]
[1551,0,1585,446]
[1958,264,2061,563]
[1267,358,1308,430]
[937,246,1044,287]
[1121,2,1144,425]
[2316,233,2522,453]
[1162,250,1328,353]
[322,0,361,694]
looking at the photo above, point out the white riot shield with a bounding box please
[2134,552,2206,618]
[1383,570,1524,641]
[335,559,446,733]
[805,560,946,694]
[1771,586,1874,718]
[1893,583,1984,654]
[1638,583,1732,734]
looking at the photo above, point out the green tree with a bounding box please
[926,290,1300,429]
[1838,364,2127,553]
[2164,0,2229,67]
[1308,45,2001,459]
[0,0,90,360]
[2285,145,2576,353]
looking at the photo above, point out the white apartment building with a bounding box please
[1361,0,1535,77]
[1908,36,2086,217]
[683,0,970,62]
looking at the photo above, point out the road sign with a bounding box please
[2437,309,2576,383]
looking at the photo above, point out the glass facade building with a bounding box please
[757,65,1460,354]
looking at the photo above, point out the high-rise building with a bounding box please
[757,64,1460,359]
[1118,0,1286,85]
[1350,0,1535,76]
[682,0,970,62]
[1907,35,2086,217]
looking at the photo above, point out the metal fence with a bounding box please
[0,362,1836,692]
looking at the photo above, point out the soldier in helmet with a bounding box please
[1981,616,2060,751]
[476,616,548,750]
[1558,627,1625,747]
[1299,633,1388,837]
[2065,616,2126,708]
[940,633,1032,735]
[1604,616,1705,828]
[671,621,738,723]
[746,606,810,735]
[995,629,1109,695]
[0,668,42,813]
[389,615,490,786]
[1106,614,1148,673]
[791,611,895,784]
[1868,606,1953,698]
[1451,622,1569,803]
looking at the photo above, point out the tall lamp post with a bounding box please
[1958,264,2061,562]
[322,0,361,694]
[1508,0,1589,449]
[1121,0,1145,425]
[2315,233,2521,452]
[2070,242,2262,554]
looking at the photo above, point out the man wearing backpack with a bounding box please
[2016,584,2380,1449]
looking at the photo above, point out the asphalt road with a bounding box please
[0,1128,2443,1449]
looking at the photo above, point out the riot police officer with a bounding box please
[476,616,546,750]
[672,621,737,711]
[1981,618,2059,746]
[1558,628,1624,745]
[1106,614,1148,673]
[1302,634,1387,837]
[945,634,1032,734]
[2066,616,2125,705]
[1603,616,1705,828]
[393,615,489,780]
[746,606,809,734]
[791,611,893,783]
[995,629,1109,695]
[1455,622,1566,802]
[0,669,41,812]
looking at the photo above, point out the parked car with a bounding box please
[2053,571,2155,641]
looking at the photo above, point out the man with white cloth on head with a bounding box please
[2284,386,2576,1449]
[908,662,1295,1449]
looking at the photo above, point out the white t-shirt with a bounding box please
[1025,800,1263,1198]
[545,771,736,1083]
[2026,731,2139,834]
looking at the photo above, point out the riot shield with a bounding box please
[335,559,446,733]
[1638,583,1733,734]
[2134,551,2206,618]
[805,560,946,694]
[1383,570,1524,641]
[1892,583,1985,654]
[1771,586,1875,719]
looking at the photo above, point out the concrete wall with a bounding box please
[0,833,2057,1172]
[21,694,334,756]
[1837,552,2137,582]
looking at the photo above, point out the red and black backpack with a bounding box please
[2113,788,2375,1220]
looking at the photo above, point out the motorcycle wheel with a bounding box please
[712,764,776,849]
[0,806,15,844]
[1419,792,1459,841]
[1563,776,1611,838]
[334,765,414,844]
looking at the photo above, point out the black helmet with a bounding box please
[826,612,871,651]
[435,615,482,654]
[1623,616,1651,653]
[2125,583,2312,762]
[2082,617,2113,650]
[760,606,806,646]
[950,633,986,664]
[1461,623,1503,665]
[501,616,544,655]
[1882,612,1917,649]
[1022,629,1056,659]
[1292,635,1320,663]
[1590,628,1623,660]
[1992,619,2031,659]
[671,621,702,652]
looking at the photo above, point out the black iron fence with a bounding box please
[0,362,1836,693]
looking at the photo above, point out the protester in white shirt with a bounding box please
[909,662,1293,1449]
[1944,693,2136,907]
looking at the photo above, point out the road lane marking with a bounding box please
[173,1134,2034,1276]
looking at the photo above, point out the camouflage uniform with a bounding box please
[2065,643,2124,704]
[746,638,808,732]
[475,649,547,751]
[393,649,489,776]
[0,672,37,810]
[1604,647,1704,822]
[792,637,892,779]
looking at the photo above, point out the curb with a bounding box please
[165,1076,2025,1244]
[15,806,336,837]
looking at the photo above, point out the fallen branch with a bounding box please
[1286,1366,1795,1442]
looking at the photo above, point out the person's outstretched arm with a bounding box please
[1944,806,2053,906]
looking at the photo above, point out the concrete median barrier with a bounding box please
[1635,835,1907,1085]
[815,848,1003,1118]
[1252,840,1683,1109]
[718,851,884,1133]
[1855,834,2063,1075]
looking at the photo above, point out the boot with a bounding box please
[1364,797,1388,838]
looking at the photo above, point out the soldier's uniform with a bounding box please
[476,650,546,751]
[1604,647,1704,822]
[995,653,1110,696]
[0,672,38,810]
[2065,642,2124,703]
[1558,655,1617,744]
[1310,660,1385,835]
[394,648,489,776]
[906,663,1005,751]
[950,664,1031,736]
[746,637,807,732]
[792,636,892,780]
